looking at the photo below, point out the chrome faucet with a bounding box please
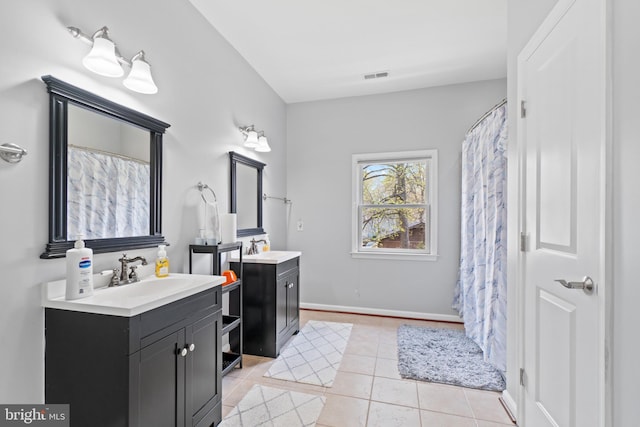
[247,238,267,255]
[113,253,148,285]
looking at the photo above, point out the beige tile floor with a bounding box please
[222,309,515,427]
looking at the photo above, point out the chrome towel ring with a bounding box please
[197,182,217,204]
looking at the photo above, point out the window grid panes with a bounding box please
[356,157,431,254]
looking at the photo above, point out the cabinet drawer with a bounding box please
[140,287,220,341]
[276,258,299,277]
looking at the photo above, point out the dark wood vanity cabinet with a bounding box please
[232,257,299,358]
[276,266,300,341]
[45,287,222,427]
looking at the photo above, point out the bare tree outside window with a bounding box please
[359,159,429,251]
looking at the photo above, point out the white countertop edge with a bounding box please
[42,273,225,317]
[230,250,302,264]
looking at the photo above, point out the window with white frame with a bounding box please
[352,150,437,260]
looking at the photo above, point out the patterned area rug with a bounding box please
[264,320,353,387]
[220,385,325,427]
[397,324,505,391]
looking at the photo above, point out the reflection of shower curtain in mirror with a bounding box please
[67,146,150,240]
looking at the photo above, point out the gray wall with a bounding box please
[286,79,507,318]
[612,0,640,424]
[0,0,286,402]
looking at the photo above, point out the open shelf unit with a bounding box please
[189,242,243,377]
[222,315,241,335]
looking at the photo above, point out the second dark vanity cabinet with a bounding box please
[232,257,299,358]
[45,287,222,427]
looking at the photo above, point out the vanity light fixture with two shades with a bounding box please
[238,125,271,153]
[67,26,158,95]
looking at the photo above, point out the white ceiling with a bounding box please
[189,0,507,104]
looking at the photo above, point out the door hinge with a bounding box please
[520,100,527,118]
[520,232,530,252]
[520,368,527,387]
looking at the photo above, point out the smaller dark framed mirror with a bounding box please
[229,151,266,237]
[41,76,170,258]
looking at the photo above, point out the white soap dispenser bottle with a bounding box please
[66,235,94,300]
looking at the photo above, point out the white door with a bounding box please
[518,0,607,426]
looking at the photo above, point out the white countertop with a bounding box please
[231,250,301,264]
[42,273,224,317]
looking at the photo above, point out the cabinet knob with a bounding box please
[189,343,196,352]
[180,348,188,357]
[289,283,294,289]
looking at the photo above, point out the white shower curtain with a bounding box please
[453,103,508,373]
[67,146,150,240]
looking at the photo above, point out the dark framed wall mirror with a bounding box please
[229,151,266,237]
[41,75,171,259]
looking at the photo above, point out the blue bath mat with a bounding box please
[397,325,505,391]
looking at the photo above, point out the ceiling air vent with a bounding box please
[364,71,389,80]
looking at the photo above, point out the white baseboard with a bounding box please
[300,302,463,323]
[500,389,518,424]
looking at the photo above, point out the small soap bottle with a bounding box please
[263,234,270,252]
[66,235,94,300]
[155,245,169,278]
